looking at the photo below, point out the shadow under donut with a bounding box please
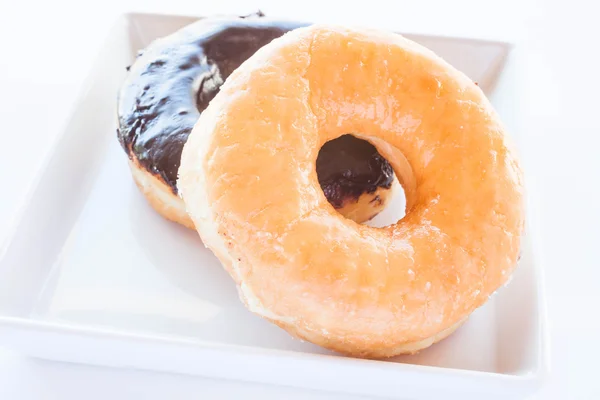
[128,187,333,354]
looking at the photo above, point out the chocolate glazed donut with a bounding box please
[117,13,396,228]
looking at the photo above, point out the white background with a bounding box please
[0,0,598,398]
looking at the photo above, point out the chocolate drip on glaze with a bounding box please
[117,14,394,208]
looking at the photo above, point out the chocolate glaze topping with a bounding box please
[317,135,394,208]
[117,14,394,207]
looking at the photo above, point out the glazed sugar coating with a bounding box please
[178,25,524,357]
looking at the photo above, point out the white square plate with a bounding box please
[0,12,548,399]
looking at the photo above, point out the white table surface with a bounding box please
[1,0,598,398]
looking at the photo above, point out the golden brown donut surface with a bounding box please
[178,25,525,358]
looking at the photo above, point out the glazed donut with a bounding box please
[179,24,525,358]
[117,14,397,228]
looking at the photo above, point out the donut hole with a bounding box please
[315,134,407,226]
[365,177,407,228]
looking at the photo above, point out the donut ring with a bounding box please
[179,25,525,357]
[117,15,397,229]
